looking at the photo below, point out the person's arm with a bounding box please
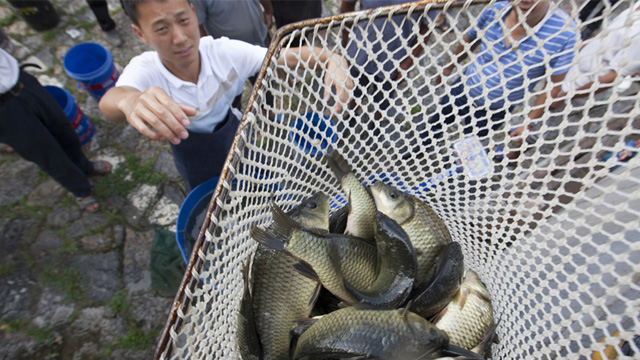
[98,86,196,145]
[551,69,618,109]
[509,72,567,140]
[260,0,274,31]
[341,0,357,48]
[437,34,480,83]
[396,20,432,81]
[277,46,354,113]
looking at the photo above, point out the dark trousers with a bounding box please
[0,71,93,198]
[86,0,116,32]
[170,109,241,193]
[579,0,620,39]
[425,78,508,144]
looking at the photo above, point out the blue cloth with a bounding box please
[464,1,577,109]
[345,0,438,80]
[426,78,509,143]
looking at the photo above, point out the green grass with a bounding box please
[41,29,58,42]
[93,165,136,199]
[59,237,78,255]
[93,154,166,199]
[0,319,28,334]
[0,261,13,278]
[0,13,16,27]
[108,290,129,315]
[26,326,55,345]
[126,154,166,185]
[40,265,84,303]
[0,198,47,222]
[116,323,157,350]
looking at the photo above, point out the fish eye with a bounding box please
[306,202,318,209]
[389,190,398,199]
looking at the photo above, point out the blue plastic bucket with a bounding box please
[44,85,94,145]
[63,42,119,101]
[176,177,219,264]
[289,112,337,157]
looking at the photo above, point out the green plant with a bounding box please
[36,169,49,181]
[93,165,136,198]
[0,261,13,278]
[0,319,28,334]
[41,30,58,42]
[40,265,84,303]
[26,326,55,345]
[108,290,130,315]
[116,323,157,350]
[125,154,166,185]
[59,237,78,255]
[0,13,16,27]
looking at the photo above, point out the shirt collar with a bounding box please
[153,51,208,88]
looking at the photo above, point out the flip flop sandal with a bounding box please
[435,18,450,32]
[90,160,112,176]
[77,196,99,212]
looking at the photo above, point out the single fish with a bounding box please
[251,201,378,305]
[433,270,495,350]
[410,242,465,319]
[326,149,377,240]
[370,181,452,284]
[328,204,349,234]
[292,307,450,360]
[249,192,330,360]
[236,257,261,360]
[345,212,417,309]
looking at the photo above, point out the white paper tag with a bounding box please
[453,136,492,179]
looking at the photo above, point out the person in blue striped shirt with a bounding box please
[427,0,577,158]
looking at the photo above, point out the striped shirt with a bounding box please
[464,1,577,109]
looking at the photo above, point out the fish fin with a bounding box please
[293,261,320,282]
[441,344,485,360]
[308,227,329,236]
[302,283,323,316]
[471,320,500,357]
[291,317,318,338]
[325,148,352,181]
[430,306,448,324]
[249,226,286,251]
[457,286,472,310]
[329,205,349,234]
[269,198,300,236]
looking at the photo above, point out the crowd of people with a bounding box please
[1,0,639,213]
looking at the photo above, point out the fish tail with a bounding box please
[441,344,486,359]
[325,148,351,181]
[269,199,301,236]
[249,226,286,251]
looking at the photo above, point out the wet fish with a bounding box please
[345,212,417,310]
[370,181,453,284]
[292,307,450,360]
[328,204,348,234]
[237,257,261,360]
[410,242,465,319]
[433,270,494,350]
[249,192,330,360]
[251,201,378,305]
[326,149,377,240]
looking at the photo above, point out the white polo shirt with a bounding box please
[0,48,19,95]
[562,1,640,92]
[116,36,267,133]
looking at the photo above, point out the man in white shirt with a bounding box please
[0,48,111,212]
[100,0,352,191]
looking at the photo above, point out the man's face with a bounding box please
[517,0,542,13]
[131,0,200,75]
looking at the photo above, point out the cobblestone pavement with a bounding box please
[0,0,351,359]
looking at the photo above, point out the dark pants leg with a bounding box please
[0,71,94,198]
[86,0,116,32]
[425,78,470,144]
[170,109,241,193]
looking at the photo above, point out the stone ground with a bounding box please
[1,0,638,359]
[0,0,348,358]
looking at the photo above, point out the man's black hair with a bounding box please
[121,0,192,27]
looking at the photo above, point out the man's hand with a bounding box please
[120,87,196,145]
[435,65,454,85]
[324,54,354,113]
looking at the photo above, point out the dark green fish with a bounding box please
[370,181,452,284]
[292,307,450,360]
[433,270,494,350]
[345,212,417,310]
[251,201,378,305]
[410,242,465,319]
[237,258,261,360]
[326,149,377,240]
[248,192,330,360]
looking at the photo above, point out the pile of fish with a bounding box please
[237,149,497,360]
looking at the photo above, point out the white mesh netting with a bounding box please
[157,1,640,359]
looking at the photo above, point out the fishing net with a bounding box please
[157,0,640,358]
